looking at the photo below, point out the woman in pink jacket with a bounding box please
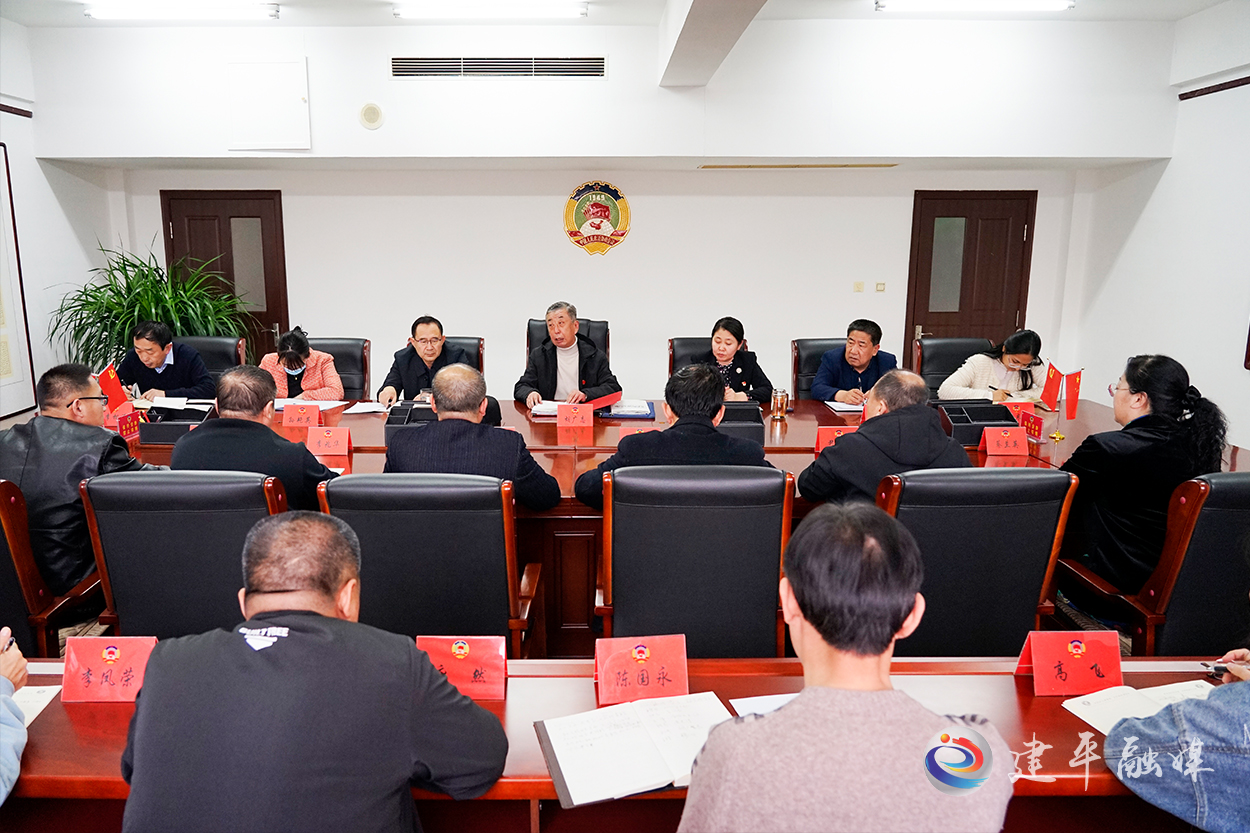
[259,327,344,400]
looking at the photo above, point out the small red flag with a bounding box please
[1040,363,1063,411]
[97,362,128,412]
[1065,370,1082,420]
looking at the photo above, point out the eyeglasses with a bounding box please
[413,338,443,347]
[1107,383,1130,398]
[1004,358,1041,371]
[53,396,109,408]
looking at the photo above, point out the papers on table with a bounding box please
[343,401,387,414]
[329,468,346,475]
[12,685,62,727]
[534,691,732,808]
[728,692,799,717]
[609,399,656,419]
[1061,680,1215,734]
[824,400,864,413]
[273,399,347,410]
[148,397,213,412]
[529,401,561,417]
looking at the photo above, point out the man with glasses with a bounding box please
[0,364,158,596]
[376,316,473,408]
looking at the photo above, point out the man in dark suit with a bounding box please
[170,365,337,511]
[574,364,771,509]
[810,318,898,404]
[514,301,621,408]
[385,365,560,511]
[798,369,971,504]
[116,321,216,401]
[376,315,473,407]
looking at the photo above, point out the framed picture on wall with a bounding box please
[0,142,37,417]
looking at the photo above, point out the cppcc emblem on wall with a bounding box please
[565,181,630,255]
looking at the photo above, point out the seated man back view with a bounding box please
[385,364,561,511]
[798,369,971,504]
[170,365,337,510]
[0,363,158,596]
[574,364,771,509]
[679,503,1012,833]
[121,512,508,833]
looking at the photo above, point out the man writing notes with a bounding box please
[514,301,621,408]
[170,365,337,511]
[385,365,561,511]
[810,319,898,405]
[0,364,159,597]
[678,503,1012,833]
[798,370,970,504]
[116,321,215,401]
[120,512,508,833]
[574,364,770,509]
[377,315,473,407]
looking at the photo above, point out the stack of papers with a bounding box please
[824,401,864,413]
[530,401,561,417]
[609,400,656,419]
[1062,680,1215,734]
[12,685,62,727]
[344,401,387,414]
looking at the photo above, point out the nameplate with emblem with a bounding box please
[283,403,321,427]
[1015,631,1122,696]
[417,636,507,700]
[62,636,158,703]
[1017,411,1045,442]
[619,425,662,440]
[307,427,350,455]
[557,403,593,427]
[979,426,1028,456]
[594,634,688,706]
[815,425,857,455]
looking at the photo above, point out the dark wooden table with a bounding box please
[2,658,1211,833]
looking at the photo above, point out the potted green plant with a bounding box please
[49,245,256,369]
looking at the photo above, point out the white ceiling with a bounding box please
[0,0,1229,28]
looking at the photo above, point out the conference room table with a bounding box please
[2,657,1217,833]
[133,399,1246,658]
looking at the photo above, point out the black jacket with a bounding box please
[169,418,337,511]
[0,416,157,595]
[1060,413,1203,594]
[574,415,771,509]
[694,349,773,405]
[121,610,507,833]
[378,342,473,400]
[117,341,216,399]
[797,404,971,504]
[513,334,621,403]
[384,417,561,511]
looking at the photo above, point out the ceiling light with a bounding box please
[875,1,1075,11]
[84,2,280,20]
[393,2,588,20]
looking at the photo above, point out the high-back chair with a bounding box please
[1052,472,1250,656]
[877,468,1078,657]
[307,337,370,399]
[597,466,794,658]
[82,471,287,639]
[791,338,844,400]
[0,480,103,657]
[177,335,246,382]
[913,337,993,397]
[526,318,610,357]
[668,338,749,376]
[318,473,541,658]
[443,336,485,372]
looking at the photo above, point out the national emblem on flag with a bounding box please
[97,362,129,411]
[1040,363,1063,411]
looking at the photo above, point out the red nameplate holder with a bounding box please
[594,634,689,706]
[979,426,1028,456]
[116,410,148,442]
[557,402,594,427]
[815,425,857,455]
[283,403,321,427]
[1015,631,1122,696]
[1002,401,1035,420]
[585,391,623,411]
[1017,411,1045,443]
[416,636,507,700]
[62,636,158,702]
[307,427,350,455]
[619,425,662,440]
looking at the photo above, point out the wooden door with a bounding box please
[903,191,1036,368]
[161,190,289,357]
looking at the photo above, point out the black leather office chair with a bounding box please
[668,338,749,376]
[177,335,246,382]
[597,466,794,658]
[443,336,485,372]
[527,318,610,358]
[81,471,287,639]
[913,337,993,397]
[1053,473,1250,656]
[877,468,1077,657]
[318,473,541,657]
[0,480,103,657]
[307,337,370,399]
[791,339,844,400]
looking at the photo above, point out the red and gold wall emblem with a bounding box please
[565,181,630,255]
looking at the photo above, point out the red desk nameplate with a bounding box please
[979,426,1029,456]
[116,410,147,442]
[1018,411,1045,442]
[283,403,321,427]
[307,427,350,455]
[557,403,593,427]
[1003,401,1036,420]
[815,425,857,455]
[619,425,662,440]
[417,636,507,700]
[594,634,689,706]
[62,636,157,702]
[586,391,623,410]
[1015,631,1122,696]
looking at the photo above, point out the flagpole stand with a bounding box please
[1049,390,1065,442]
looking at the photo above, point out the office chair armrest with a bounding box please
[1054,559,1155,622]
[594,587,610,618]
[511,563,542,632]
[29,574,102,625]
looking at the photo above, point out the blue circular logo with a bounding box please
[924,727,994,795]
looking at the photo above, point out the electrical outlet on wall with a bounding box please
[853,282,864,292]
[875,282,886,292]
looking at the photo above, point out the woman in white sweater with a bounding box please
[938,330,1045,401]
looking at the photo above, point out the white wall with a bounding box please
[1171,0,1250,85]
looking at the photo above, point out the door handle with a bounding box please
[914,325,933,341]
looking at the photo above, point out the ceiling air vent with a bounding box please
[392,57,605,77]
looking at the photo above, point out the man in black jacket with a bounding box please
[121,511,508,833]
[116,321,215,400]
[798,370,970,504]
[170,365,337,511]
[385,364,561,511]
[0,364,158,595]
[574,364,771,509]
[514,301,621,407]
[377,315,473,406]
